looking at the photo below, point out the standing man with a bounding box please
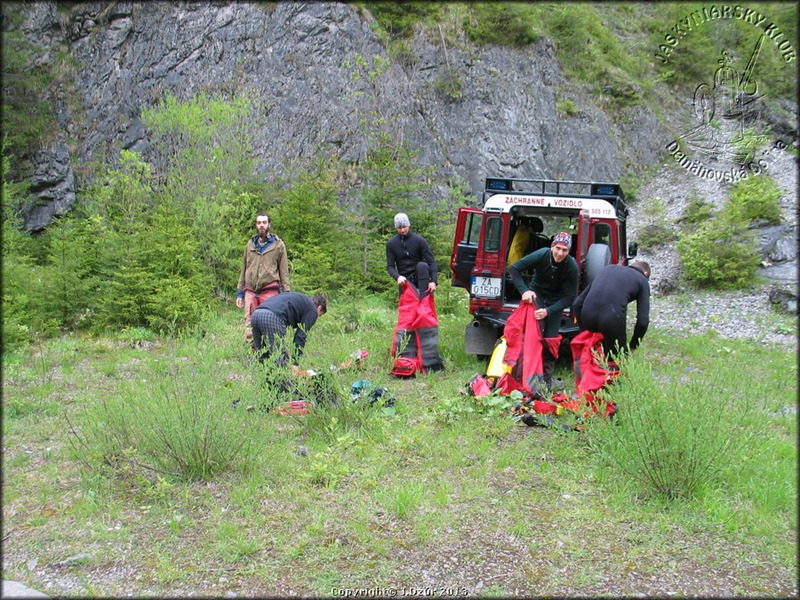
[251,292,327,367]
[507,232,579,390]
[236,213,290,342]
[571,261,651,359]
[386,213,438,294]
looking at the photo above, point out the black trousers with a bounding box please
[399,261,431,294]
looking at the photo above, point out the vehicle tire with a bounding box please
[585,243,611,285]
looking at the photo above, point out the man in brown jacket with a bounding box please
[236,213,290,342]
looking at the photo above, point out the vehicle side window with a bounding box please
[463,213,481,245]
[484,217,502,253]
[594,223,611,245]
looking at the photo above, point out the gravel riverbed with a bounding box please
[628,149,797,349]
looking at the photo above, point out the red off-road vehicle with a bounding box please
[450,177,638,357]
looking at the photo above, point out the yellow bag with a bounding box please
[486,337,512,377]
[507,226,532,265]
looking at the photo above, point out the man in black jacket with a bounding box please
[251,292,327,366]
[386,213,438,294]
[571,261,651,359]
[508,231,579,390]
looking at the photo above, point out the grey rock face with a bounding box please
[11,1,669,231]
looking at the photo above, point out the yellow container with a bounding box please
[486,337,509,378]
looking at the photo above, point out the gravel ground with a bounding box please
[628,148,798,349]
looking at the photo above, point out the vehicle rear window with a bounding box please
[484,217,502,253]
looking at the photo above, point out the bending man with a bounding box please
[251,292,327,367]
[571,261,651,359]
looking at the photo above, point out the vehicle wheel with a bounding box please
[585,243,611,285]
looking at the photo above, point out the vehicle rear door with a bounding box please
[450,208,482,289]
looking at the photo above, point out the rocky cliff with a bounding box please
[8,1,668,231]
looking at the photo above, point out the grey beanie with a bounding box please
[394,213,411,228]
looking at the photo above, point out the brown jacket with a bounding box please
[237,234,290,294]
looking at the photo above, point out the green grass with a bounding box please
[2,295,796,596]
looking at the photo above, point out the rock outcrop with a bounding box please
[9,1,667,230]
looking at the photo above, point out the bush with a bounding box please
[464,3,538,47]
[676,217,760,289]
[726,175,782,225]
[70,336,262,482]
[556,98,579,116]
[367,2,443,39]
[585,351,757,500]
[680,196,715,225]
[636,223,677,249]
[434,67,464,103]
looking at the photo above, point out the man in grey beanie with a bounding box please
[386,212,438,294]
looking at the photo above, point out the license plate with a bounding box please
[471,276,501,298]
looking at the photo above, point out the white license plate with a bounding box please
[471,276,501,298]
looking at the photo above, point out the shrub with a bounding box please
[636,223,677,249]
[726,175,782,225]
[69,336,262,482]
[434,67,464,103]
[585,351,757,500]
[681,196,715,225]
[556,98,579,116]
[367,2,443,39]
[464,3,538,47]
[676,217,760,289]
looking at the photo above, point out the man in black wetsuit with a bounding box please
[571,261,651,359]
[386,213,438,294]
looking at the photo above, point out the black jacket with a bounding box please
[386,232,438,284]
[508,247,579,315]
[254,292,319,353]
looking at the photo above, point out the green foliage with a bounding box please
[648,2,797,99]
[434,387,521,423]
[586,351,758,500]
[342,55,438,291]
[677,174,782,288]
[141,203,213,332]
[4,302,797,591]
[366,2,443,39]
[464,3,538,48]
[70,337,261,482]
[36,215,102,331]
[676,217,760,288]
[726,175,782,225]
[556,98,579,116]
[270,164,346,293]
[3,147,37,350]
[532,4,642,101]
[142,91,265,294]
[636,223,678,249]
[681,195,715,225]
[0,21,56,165]
[433,67,464,103]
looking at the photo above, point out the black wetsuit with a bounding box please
[572,264,650,358]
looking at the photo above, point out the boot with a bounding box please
[542,354,564,392]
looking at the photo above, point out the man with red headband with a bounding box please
[507,231,578,391]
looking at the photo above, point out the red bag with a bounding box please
[391,357,418,378]
[469,375,493,398]
[274,400,313,415]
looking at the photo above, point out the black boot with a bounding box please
[542,354,564,392]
